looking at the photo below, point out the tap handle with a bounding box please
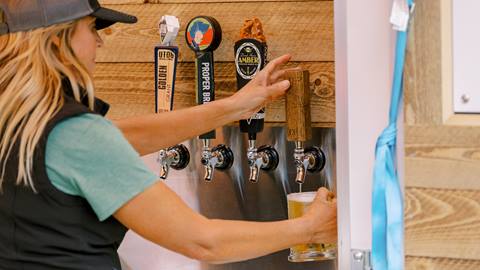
[185,16,222,140]
[155,16,179,113]
[196,51,216,140]
[235,20,268,137]
[285,69,312,142]
[169,144,190,170]
[196,50,216,140]
[212,144,234,170]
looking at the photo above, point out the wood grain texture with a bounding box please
[404,0,480,262]
[100,0,330,5]
[405,125,480,147]
[405,125,480,190]
[96,2,333,62]
[93,62,335,125]
[405,153,480,190]
[404,0,443,125]
[405,187,480,260]
[100,0,145,4]
[406,256,480,270]
[285,70,311,141]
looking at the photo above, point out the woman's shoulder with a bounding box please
[46,112,138,166]
[49,113,124,146]
[54,112,115,132]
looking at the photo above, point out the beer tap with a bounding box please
[200,140,234,182]
[285,70,326,185]
[246,142,279,183]
[155,15,190,180]
[185,16,234,181]
[235,18,279,183]
[158,145,190,179]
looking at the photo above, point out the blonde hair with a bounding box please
[0,17,96,191]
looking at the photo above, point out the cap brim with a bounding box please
[92,7,137,30]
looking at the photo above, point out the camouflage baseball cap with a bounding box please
[0,0,137,35]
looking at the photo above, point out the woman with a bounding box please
[0,1,337,269]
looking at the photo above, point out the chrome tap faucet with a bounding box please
[247,140,262,183]
[200,139,234,182]
[293,141,326,184]
[158,144,190,180]
[200,140,217,182]
[246,140,279,183]
[293,142,308,184]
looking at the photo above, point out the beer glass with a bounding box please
[287,191,336,262]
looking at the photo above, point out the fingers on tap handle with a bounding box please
[264,54,292,75]
[266,80,290,99]
[270,67,303,83]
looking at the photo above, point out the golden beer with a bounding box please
[287,192,336,262]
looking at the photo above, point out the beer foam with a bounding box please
[287,192,316,203]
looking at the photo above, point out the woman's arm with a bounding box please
[112,98,241,156]
[113,181,337,264]
[113,54,293,156]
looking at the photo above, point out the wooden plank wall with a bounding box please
[94,0,335,127]
[93,2,480,268]
[404,0,480,269]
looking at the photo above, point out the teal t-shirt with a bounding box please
[45,113,158,221]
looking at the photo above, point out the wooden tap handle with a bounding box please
[285,69,312,142]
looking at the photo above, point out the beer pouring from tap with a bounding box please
[285,70,326,188]
[155,15,190,180]
[185,16,234,181]
[235,18,279,183]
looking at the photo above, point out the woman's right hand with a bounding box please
[227,54,297,120]
[302,187,338,244]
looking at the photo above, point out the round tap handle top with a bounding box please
[185,16,222,53]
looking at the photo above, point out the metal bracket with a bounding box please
[351,249,372,270]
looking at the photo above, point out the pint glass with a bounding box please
[287,191,336,262]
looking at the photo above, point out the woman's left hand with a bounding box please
[228,54,297,120]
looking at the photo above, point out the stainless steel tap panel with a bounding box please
[171,126,337,270]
